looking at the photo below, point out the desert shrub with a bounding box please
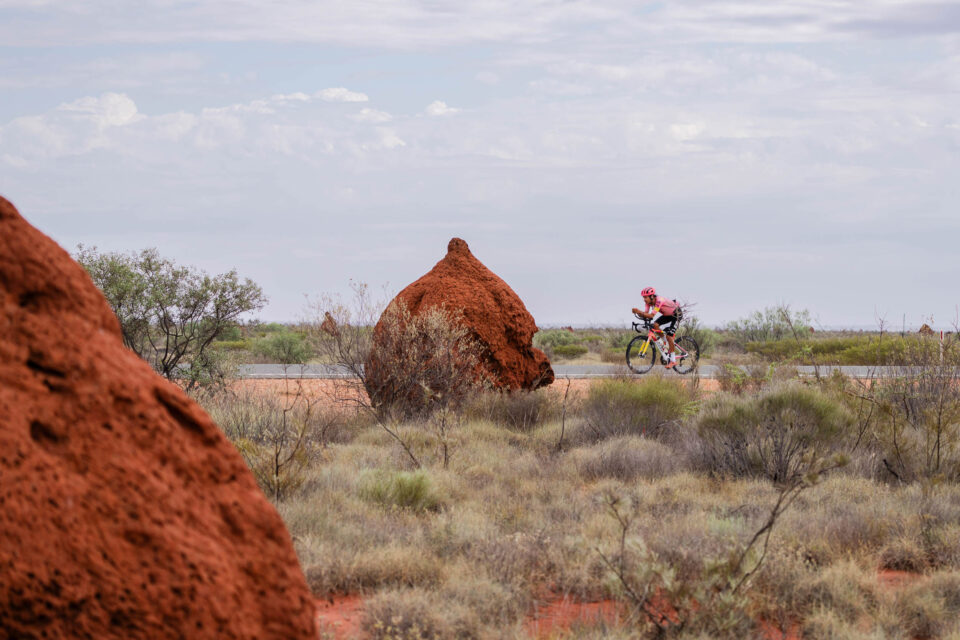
[350,546,445,590]
[533,329,579,350]
[800,610,886,640]
[791,559,879,622]
[607,331,635,350]
[895,580,955,640]
[363,588,449,639]
[600,348,624,363]
[205,389,340,501]
[440,574,525,628]
[218,323,243,341]
[879,536,928,572]
[577,377,693,442]
[680,315,718,358]
[253,331,312,364]
[714,362,768,394]
[576,436,680,482]
[364,301,487,420]
[746,334,924,365]
[724,304,812,349]
[358,469,445,511]
[553,343,588,359]
[714,361,799,394]
[465,389,556,432]
[695,382,852,483]
[465,531,559,588]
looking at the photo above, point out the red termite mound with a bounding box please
[367,238,553,398]
[0,196,316,640]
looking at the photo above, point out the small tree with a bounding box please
[76,245,266,388]
[254,330,312,365]
[305,282,485,467]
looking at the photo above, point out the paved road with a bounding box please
[238,363,903,379]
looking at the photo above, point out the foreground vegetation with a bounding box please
[199,365,960,639]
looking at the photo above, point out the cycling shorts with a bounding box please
[654,314,680,337]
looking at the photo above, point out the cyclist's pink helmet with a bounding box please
[641,286,656,297]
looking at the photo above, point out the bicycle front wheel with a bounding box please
[626,335,656,374]
[673,336,700,374]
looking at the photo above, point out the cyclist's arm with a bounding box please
[633,305,658,320]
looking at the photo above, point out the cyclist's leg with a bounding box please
[658,315,678,355]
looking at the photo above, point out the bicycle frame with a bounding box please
[632,318,689,362]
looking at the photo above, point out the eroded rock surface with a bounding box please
[0,196,315,640]
[367,237,553,399]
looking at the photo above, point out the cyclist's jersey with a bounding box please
[645,296,679,317]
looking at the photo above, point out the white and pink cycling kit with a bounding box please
[645,296,681,336]
[645,297,679,317]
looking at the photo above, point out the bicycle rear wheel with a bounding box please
[672,336,700,374]
[626,335,656,374]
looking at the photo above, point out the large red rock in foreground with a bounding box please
[368,238,553,397]
[0,196,315,639]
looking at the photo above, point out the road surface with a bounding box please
[238,363,903,379]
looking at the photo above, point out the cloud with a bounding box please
[0,89,402,163]
[475,71,500,84]
[315,87,369,103]
[350,108,393,123]
[425,100,460,116]
[2,1,958,50]
[0,92,143,161]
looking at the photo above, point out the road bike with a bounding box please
[625,316,700,375]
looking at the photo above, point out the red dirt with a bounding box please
[0,196,315,639]
[367,237,554,397]
[526,598,623,637]
[878,569,926,590]
[316,595,365,638]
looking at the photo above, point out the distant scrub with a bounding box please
[533,329,578,350]
[552,343,588,359]
[213,339,249,351]
[746,334,951,365]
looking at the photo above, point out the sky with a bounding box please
[1,1,958,329]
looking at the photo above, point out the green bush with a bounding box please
[607,331,635,350]
[695,382,852,483]
[219,324,243,341]
[680,316,719,358]
[253,331,312,364]
[578,377,694,442]
[533,329,578,350]
[552,343,588,359]
[358,470,445,511]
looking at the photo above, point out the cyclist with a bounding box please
[632,287,682,369]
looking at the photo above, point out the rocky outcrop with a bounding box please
[0,196,315,640]
[367,237,553,399]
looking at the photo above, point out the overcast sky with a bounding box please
[1,1,958,329]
